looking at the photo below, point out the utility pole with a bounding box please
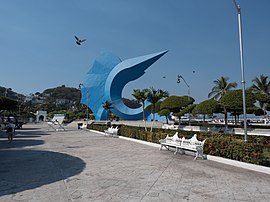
[233,0,248,142]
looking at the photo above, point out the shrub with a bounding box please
[90,123,269,166]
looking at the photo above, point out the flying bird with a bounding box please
[74,36,86,45]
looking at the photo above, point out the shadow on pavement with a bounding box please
[0,149,86,197]
[15,129,51,136]
[0,139,44,149]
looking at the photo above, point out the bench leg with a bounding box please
[160,145,169,150]
[174,147,178,155]
[194,151,198,160]
[159,145,163,150]
[180,149,185,155]
[194,147,205,160]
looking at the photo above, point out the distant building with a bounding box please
[36,111,47,122]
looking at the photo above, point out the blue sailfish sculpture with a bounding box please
[80,51,167,120]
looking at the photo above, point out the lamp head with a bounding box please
[233,0,241,13]
[177,75,181,83]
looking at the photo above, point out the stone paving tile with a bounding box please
[0,123,270,202]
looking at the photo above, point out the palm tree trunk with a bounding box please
[263,104,267,118]
[142,103,147,132]
[224,106,228,130]
[150,113,155,132]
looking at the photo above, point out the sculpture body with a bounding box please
[80,51,167,120]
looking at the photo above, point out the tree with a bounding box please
[250,74,270,116]
[158,108,170,124]
[246,106,264,116]
[208,76,237,127]
[220,90,256,124]
[145,87,169,132]
[132,88,148,131]
[174,104,196,121]
[208,76,237,100]
[0,96,18,111]
[192,99,218,122]
[102,100,113,120]
[250,74,270,94]
[160,95,194,123]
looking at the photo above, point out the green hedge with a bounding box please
[89,123,270,166]
[204,136,264,165]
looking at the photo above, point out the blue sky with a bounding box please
[1,0,270,103]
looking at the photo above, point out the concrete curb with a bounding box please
[207,155,270,175]
[89,130,270,175]
[119,136,161,149]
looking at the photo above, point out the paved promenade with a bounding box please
[0,123,270,202]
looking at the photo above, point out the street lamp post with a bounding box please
[177,75,191,126]
[79,83,89,126]
[233,0,248,142]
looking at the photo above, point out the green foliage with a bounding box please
[47,110,88,121]
[208,76,235,124]
[158,108,170,117]
[204,136,264,165]
[173,104,195,118]
[0,96,18,110]
[250,74,270,95]
[48,110,66,118]
[145,101,162,113]
[132,89,148,105]
[247,106,264,116]
[208,76,237,100]
[76,112,86,119]
[145,87,169,131]
[160,95,194,113]
[220,90,256,110]
[254,93,270,103]
[132,88,148,122]
[102,100,113,120]
[42,86,80,101]
[192,99,218,115]
[146,87,169,105]
[88,123,108,132]
[266,103,270,111]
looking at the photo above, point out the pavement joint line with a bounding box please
[89,129,270,175]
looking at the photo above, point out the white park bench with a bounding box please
[161,123,177,130]
[104,126,119,137]
[159,132,206,160]
[47,114,65,131]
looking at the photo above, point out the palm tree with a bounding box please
[146,87,169,132]
[250,74,270,116]
[102,100,113,120]
[208,76,237,100]
[208,76,237,126]
[132,88,148,131]
[250,74,270,94]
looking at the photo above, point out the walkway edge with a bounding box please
[206,155,270,175]
[89,130,270,175]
